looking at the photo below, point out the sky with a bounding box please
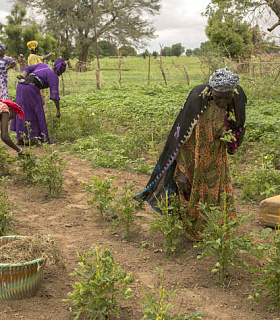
[0,0,210,52]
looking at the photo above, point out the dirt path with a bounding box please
[0,149,279,320]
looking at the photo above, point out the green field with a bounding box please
[7,55,280,202]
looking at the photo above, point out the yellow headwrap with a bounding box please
[27,40,38,51]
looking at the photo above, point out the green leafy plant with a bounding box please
[111,184,144,239]
[0,177,14,236]
[239,154,280,202]
[194,199,253,286]
[149,193,186,254]
[65,244,134,320]
[83,175,117,221]
[36,146,66,196]
[0,146,14,176]
[140,268,204,320]
[17,122,38,183]
[248,228,280,309]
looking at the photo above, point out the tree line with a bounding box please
[0,0,279,64]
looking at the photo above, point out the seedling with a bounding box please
[83,175,117,221]
[0,177,14,236]
[149,192,187,254]
[111,184,144,239]
[194,199,253,286]
[140,268,204,320]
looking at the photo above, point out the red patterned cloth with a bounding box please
[0,99,24,119]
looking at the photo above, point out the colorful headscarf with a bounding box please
[27,40,38,51]
[54,59,66,74]
[0,99,25,119]
[209,67,239,92]
[0,44,6,50]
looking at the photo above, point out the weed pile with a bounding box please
[0,234,65,266]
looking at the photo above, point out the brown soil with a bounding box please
[0,147,280,320]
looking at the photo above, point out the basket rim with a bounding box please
[0,235,46,268]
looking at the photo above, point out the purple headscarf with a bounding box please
[54,58,66,74]
[0,44,6,50]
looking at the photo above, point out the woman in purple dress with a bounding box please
[10,59,66,144]
[0,44,16,100]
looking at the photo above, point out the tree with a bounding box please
[171,43,184,57]
[185,49,193,57]
[205,10,253,59]
[205,0,280,34]
[1,4,27,56]
[193,48,200,56]
[161,46,171,56]
[119,45,136,57]
[98,40,118,56]
[152,50,158,58]
[0,4,57,58]
[15,0,161,63]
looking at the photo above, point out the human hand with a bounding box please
[56,110,61,118]
[17,75,25,80]
[17,149,30,158]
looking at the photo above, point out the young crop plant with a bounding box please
[65,244,134,320]
[0,146,14,176]
[111,184,144,239]
[149,192,187,255]
[239,153,280,202]
[248,228,280,310]
[16,123,38,183]
[35,146,67,197]
[194,198,253,286]
[140,268,204,320]
[83,175,117,221]
[0,177,14,236]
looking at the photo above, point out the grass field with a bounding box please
[6,55,280,202]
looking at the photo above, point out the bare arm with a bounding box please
[6,61,16,71]
[43,52,54,60]
[1,113,22,153]
[17,70,28,80]
[53,99,61,118]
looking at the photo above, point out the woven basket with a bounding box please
[0,235,46,300]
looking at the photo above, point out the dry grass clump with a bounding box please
[0,234,65,267]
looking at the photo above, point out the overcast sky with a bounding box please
[0,0,210,51]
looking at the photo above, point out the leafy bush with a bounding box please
[65,244,134,320]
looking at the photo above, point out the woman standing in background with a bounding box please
[0,44,16,100]
[27,40,53,108]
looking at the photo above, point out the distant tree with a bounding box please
[119,45,137,57]
[22,23,57,58]
[193,48,200,56]
[171,43,184,57]
[152,51,158,58]
[1,4,26,56]
[185,49,193,57]
[1,4,57,58]
[15,0,161,63]
[161,46,171,56]
[206,9,253,59]
[142,49,150,59]
[205,0,280,34]
[98,41,118,56]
